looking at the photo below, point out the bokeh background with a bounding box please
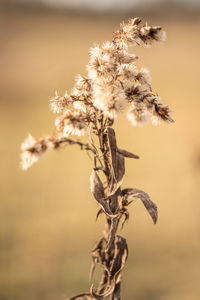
[1,0,200,299]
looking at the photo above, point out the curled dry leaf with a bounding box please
[110,235,128,282]
[90,170,116,217]
[122,188,158,224]
[91,238,111,296]
[90,236,128,299]
[90,170,105,199]
[90,281,116,299]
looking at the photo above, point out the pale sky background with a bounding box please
[13,0,200,11]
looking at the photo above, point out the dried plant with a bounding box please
[20,18,174,299]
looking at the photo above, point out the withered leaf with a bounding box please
[106,127,118,177]
[90,282,115,299]
[103,128,125,200]
[90,236,128,299]
[109,236,128,298]
[122,188,158,224]
[97,270,109,296]
[116,152,125,183]
[110,236,128,279]
[117,148,139,159]
[116,152,125,182]
[90,170,116,217]
[107,152,125,198]
[90,169,105,200]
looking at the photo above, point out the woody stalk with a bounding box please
[20,18,174,300]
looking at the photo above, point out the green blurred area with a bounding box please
[0,4,200,300]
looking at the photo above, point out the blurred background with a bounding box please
[0,0,200,299]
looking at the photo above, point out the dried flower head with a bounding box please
[113,17,166,48]
[55,109,87,137]
[93,78,127,119]
[21,17,174,174]
[127,103,150,127]
[49,91,70,114]
[20,134,47,170]
[21,17,173,170]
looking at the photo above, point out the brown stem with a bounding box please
[58,137,96,154]
[69,125,127,300]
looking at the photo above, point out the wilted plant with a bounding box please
[21,18,173,300]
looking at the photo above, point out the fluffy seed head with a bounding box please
[49,92,70,113]
[93,78,127,119]
[127,103,150,127]
[20,17,173,171]
[55,109,87,137]
[113,18,166,48]
[20,134,47,170]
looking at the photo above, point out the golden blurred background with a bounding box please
[0,0,200,299]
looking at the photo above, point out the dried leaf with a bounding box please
[122,188,158,224]
[90,169,105,200]
[97,270,109,295]
[105,127,117,186]
[91,238,111,296]
[90,282,115,299]
[109,236,128,298]
[106,127,118,177]
[103,129,125,204]
[110,236,128,280]
[90,236,128,299]
[117,148,139,159]
[107,152,125,198]
[90,170,116,217]
[116,152,125,183]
